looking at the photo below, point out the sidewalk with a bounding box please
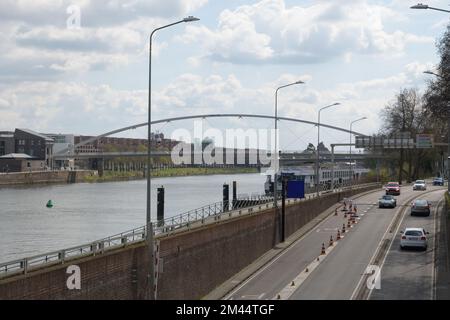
[202,187,379,300]
[436,196,450,300]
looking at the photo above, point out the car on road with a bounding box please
[413,180,427,191]
[433,177,444,186]
[378,195,397,208]
[400,228,429,250]
[410,199,431,216]
[385,182,400,196]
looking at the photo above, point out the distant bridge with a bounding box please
[54,113,367,158]
[53,150,389,164]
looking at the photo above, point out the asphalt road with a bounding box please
[224,183,445,300]
[369,189,444,300]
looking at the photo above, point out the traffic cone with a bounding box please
[337,230,341,240]
[321,243,326,255]
[329,235,334,247]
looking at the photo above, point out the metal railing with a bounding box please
[0,226,146,279]
[0,182,380,279]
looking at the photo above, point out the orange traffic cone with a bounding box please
[321,243,326,255]
[329,235,334,247]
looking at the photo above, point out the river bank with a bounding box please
[0,167,261,187]
[0,170,97,187]
[85,167,260,183]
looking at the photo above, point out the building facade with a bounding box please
[0,131,14,156]
[14,129,54,168]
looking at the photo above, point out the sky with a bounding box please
[0,0,449,152]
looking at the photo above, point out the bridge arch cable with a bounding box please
[280,120,317,152]
[54,114,368,156]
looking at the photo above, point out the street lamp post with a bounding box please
[316,103,340,197]
[411,3,450,13]
[349,117,367,190]
[423,70,450,192]
[147,16,199,300]
[273,80,304,241]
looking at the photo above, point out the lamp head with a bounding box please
[410,3,429,9]
[183,16,200,22]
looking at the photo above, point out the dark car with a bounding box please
[433,177,444,186]
[385,182,400,196]
[411,199,431,216]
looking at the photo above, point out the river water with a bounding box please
[0,173,266,263]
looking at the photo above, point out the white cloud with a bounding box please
[0,62,433,150]
[0,0,208,26]
[0,1,205,80]
[180,0,433,65]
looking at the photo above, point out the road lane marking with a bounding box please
[352,189,445,300]
[223,187,383,300]
[273,242,340,300]
[351,192,418,300]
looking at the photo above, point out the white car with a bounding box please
[413,180,427,190]
[400,228,429,250]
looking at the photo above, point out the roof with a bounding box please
[0,131,14,138]
[0,153,36,159]
[404,227,424,232]
[16,128,54,142]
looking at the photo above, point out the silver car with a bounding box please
[378,195,397,208]
[410,199,431,216]
[400,228,429,250]
[413,180,427,190]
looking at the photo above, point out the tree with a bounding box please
[379,88,433,183]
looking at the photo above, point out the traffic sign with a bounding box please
[416,134,434,148]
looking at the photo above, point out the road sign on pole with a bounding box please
[416,134,434,148]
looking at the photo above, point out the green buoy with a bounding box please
[46,200,53,208]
